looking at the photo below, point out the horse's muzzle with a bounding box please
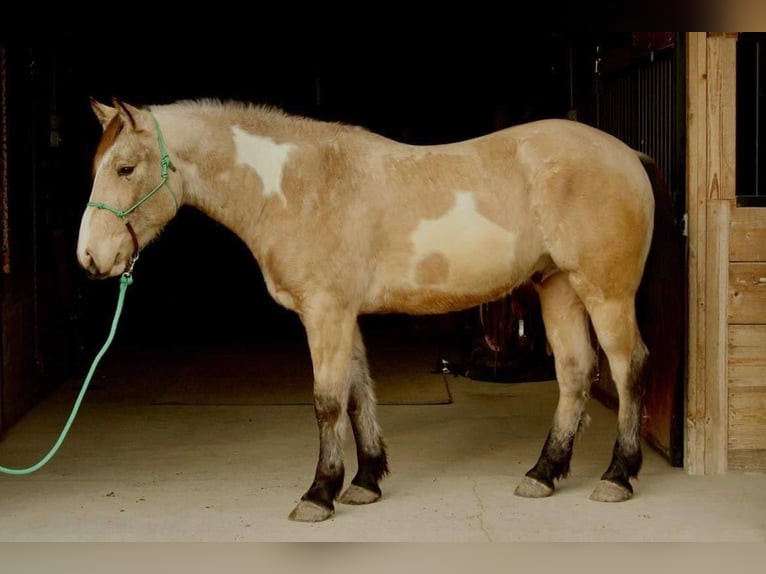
[78,248,125,279]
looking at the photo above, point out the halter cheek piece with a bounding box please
[87,114,179,275]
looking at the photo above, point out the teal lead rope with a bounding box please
[0,269,133,475]
[1,111,172,475]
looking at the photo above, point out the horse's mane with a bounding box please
[157,98,367,135]
[169,97,288,117]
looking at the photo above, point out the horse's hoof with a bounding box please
[514,476,554,498]
[338,484,381,505]
[589,480,633,502]
[288,500,334,522]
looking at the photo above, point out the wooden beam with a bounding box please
[707,35,737,201]
[705,200,729,473]
[704,34,738,473]
[685,31,708,475]
[686,32,739,475]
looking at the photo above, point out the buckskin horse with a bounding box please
[77,98,667,522]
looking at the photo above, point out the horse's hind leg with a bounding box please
[585,296,648,502]
[338,324,389,505]
[515,272,596,498]
[288,298,356,522]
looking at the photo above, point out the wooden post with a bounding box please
[685,31,708,475]
[704,200,729,473]
[686,32,738,474]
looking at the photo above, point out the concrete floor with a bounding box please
[0,335,765,542]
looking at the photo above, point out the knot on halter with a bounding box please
[160,154,173,179]
[87,201,127,219]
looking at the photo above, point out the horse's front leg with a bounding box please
[288,299,356,523]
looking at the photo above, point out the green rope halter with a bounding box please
[0,112,180,476]
[87,114,179,220]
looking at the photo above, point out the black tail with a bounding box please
[636,153,685,467]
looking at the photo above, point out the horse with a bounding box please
[77,97,664,522]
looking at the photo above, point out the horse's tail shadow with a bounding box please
[635,152,685,467]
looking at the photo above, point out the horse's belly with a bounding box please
[367,278,523,315]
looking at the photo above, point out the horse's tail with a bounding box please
[635,152,685,466]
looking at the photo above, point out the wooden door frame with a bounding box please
[685,32,738,474]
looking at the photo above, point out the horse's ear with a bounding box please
[90,97,117,130]
[112,98,148,132]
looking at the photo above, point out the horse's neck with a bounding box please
[154,103,309,252]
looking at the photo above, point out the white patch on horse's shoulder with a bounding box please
[231,126,296,204]
[410,191,517,290]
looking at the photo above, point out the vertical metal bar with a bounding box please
[568,45,575,112]
[1,43,9,275]
[29,48,42,372]
[0,42,6,434]
[756,39,761,195]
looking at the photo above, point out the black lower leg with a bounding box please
[601,350,646,491]
[525,430,575,489]
[301,397,345,511]
[350,448,388,495]
[301,470,345,511]
[600,438,642,492]
[348,397,388,495]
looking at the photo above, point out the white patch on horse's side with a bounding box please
[410,191,517,291]
[231,126,296,205]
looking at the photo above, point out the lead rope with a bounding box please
[1,110,170,475]
[0,272,133,475]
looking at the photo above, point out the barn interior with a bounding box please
[1,33,764,542]
[2,32,618,434]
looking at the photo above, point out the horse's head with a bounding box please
[77,98,180,278]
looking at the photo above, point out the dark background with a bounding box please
[6,33,696,443]
[4,33,608,357]
[1,32,698,467]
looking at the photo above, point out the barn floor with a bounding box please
[1,326,765,543]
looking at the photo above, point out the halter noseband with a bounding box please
[87,114,179,274]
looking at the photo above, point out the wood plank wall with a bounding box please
[687,32,766,473]
[728,229,766,470]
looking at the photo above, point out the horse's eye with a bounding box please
[118,166,135,177]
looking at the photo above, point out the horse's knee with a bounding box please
[314,394,347,468]
[552,351,595,435]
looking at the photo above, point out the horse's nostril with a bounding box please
[82,249,103,277]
